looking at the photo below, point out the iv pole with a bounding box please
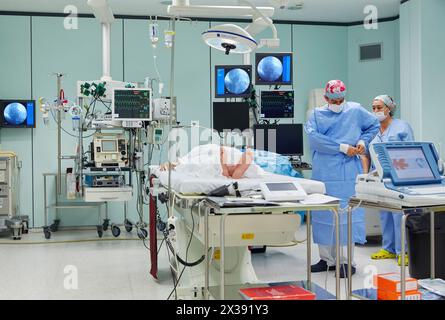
[167,18,176,219]
[56,73,63,195]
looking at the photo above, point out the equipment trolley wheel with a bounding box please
[97,225,104,238]
[111,224,121,238]
[43,227,51,240]
[12,228,22,241]
[49,219,60,232]
[138,228,148,240]
[124,219,133,233]
[102,219,110,231]
[22,220,29,234]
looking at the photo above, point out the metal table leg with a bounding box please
[99,202,104,225]
[401,212,408,300]
[347,205,352,300]
[220,213,229,300]
[306,210,312,290]
[431,211,436,279]
[204,205,209,300]
[54,175,58,223]
[44,175,48,228]
[333,209,340,300]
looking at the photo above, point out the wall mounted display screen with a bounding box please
[254,123,303,156]
[260,90,294,118]
[0,100,36,128]
[213,102,250,133]
[255,52,293,85]
[215,65,252,98]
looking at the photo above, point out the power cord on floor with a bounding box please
[157,238,165,254]
[142,237,151,251]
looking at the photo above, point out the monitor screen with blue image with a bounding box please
[0,100,36,128]
[255,52,293,85]
[215,65,252,98]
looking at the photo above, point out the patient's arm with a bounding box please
[231,150,254,179]
[360,155,370,174]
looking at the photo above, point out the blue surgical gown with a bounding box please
[305,102,380,245]
[253,150,302,178]
[370,119,414,254]
[370,119,414,144]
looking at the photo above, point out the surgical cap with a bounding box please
[324,80,347,99]
[374,95,397,110]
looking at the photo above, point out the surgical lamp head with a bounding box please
[202,24,257,55]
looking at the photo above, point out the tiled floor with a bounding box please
[0,227,401,300]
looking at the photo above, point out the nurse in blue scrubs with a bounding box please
[368,95,414,266]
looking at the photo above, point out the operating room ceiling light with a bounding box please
[202,24,258,55]
[168,1,279,54]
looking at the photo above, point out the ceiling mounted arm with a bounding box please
[167,0,274,19]
[87,0,115,23]
[87,0,115,81]
[240,0,277,38]
[239,0,279,48]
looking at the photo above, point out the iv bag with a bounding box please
[149,23,159,45]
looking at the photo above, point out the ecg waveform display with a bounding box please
[113,89,151,120]
[260,90,294,118]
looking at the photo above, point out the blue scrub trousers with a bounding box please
[380,210,405,255]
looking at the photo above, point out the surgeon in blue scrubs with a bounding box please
[368,95,414,266]
[305,80,380,278]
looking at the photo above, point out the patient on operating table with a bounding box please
[159,144,263,179]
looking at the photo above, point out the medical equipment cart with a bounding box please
[347,198,445,300]
[198,197,342,300]
[43,173,109,239]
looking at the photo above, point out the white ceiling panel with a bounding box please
[0,0,400,23]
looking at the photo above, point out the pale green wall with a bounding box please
[0,16,33,222]
[293,24,348,163]
[0,14,399,228]
[420,0,445,148]
[347,21,401,117]
[400,0,422,139]
[400,0,445,152]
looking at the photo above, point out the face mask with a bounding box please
[328,102,345,113]
[375,111,387,122]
